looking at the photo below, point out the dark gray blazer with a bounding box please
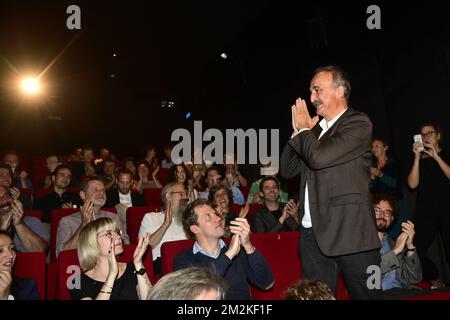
[280,108,380,256]
[381,237,422,288]
[252,204,300,233]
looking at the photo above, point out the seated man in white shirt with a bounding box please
[105,168,146,226]
[138,182,189,275]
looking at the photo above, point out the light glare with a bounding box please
[21,78,40,94]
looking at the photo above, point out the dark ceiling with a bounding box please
[0,1,449,175]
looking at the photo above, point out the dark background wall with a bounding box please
[1,0,449,180]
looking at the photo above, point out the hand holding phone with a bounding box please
[413,134,425,152]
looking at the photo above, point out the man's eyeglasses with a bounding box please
[421,131,436,139]
[374,207,393,217]
[98,228,123,239]
[171,191,187,197]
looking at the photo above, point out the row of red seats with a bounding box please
[37,204,264,262]
[24,204,263,265]
[16,229,445,300]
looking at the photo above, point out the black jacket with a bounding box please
[105,189,146,208]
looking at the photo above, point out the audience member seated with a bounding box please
[0,164,32,209]
[198,166,245,206]
[174,198,274,300]
[2,150,34,193]
[284,279,335,300]
[0,230,40,300]
[223,154,248,188]
[373,193,423,299]
[135,162,162,193]
[106,168,146,226]
[72,147,97,184]
[69,218,152,300]
[252,176,300,233]
[69,147,83,162]
[407,121,450,290]
[208,184,248,237]
[56,177,130,258]
[138,182,189,275]
[148,267,225,300]
[165,163,198,204]
[143,146,159,172]
[192,162,207,190]
[123,156,137,178]
[246,164,288,205]
[34,164,82,224]
[0,185,49,253]
[161,144,174,169]
[38,154,63,189]
[94,148,118,166]
[98,156,117,190]
[370,138,408,239]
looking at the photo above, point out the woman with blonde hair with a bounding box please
[70,218,152,300]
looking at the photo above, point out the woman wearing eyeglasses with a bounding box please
[70,218,152,300]
[407,122,450,289]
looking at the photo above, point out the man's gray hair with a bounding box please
[313,65,351,101]
[161,181,183,206]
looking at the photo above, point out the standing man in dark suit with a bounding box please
[280,66,382,299]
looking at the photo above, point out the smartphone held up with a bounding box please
[413,134,425,152]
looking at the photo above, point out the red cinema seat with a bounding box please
[20,188,33,198]
[143,188,163,207]
[31,155,48,169]
[50,208,80,262]
[228,203,263,232]
[24,209,43,221]
[46,262,58,300]
[57,244,155,300]
[160,239,195,276]
[249,231,301,300]
[126,206,161,243]
[14,252,46,300]
[32,172,49,191]
[156,168,169,185]
[239,185,250,201]
[336,273,351,300]
[35,188,53,200]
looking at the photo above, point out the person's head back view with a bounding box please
[147,267,226,300]
[284,279,335,300]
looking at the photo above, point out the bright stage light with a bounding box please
[20,77,40,94]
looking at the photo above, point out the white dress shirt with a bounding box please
[138,211,188,260]
[119,191,133,208]
[292,108,348,228]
